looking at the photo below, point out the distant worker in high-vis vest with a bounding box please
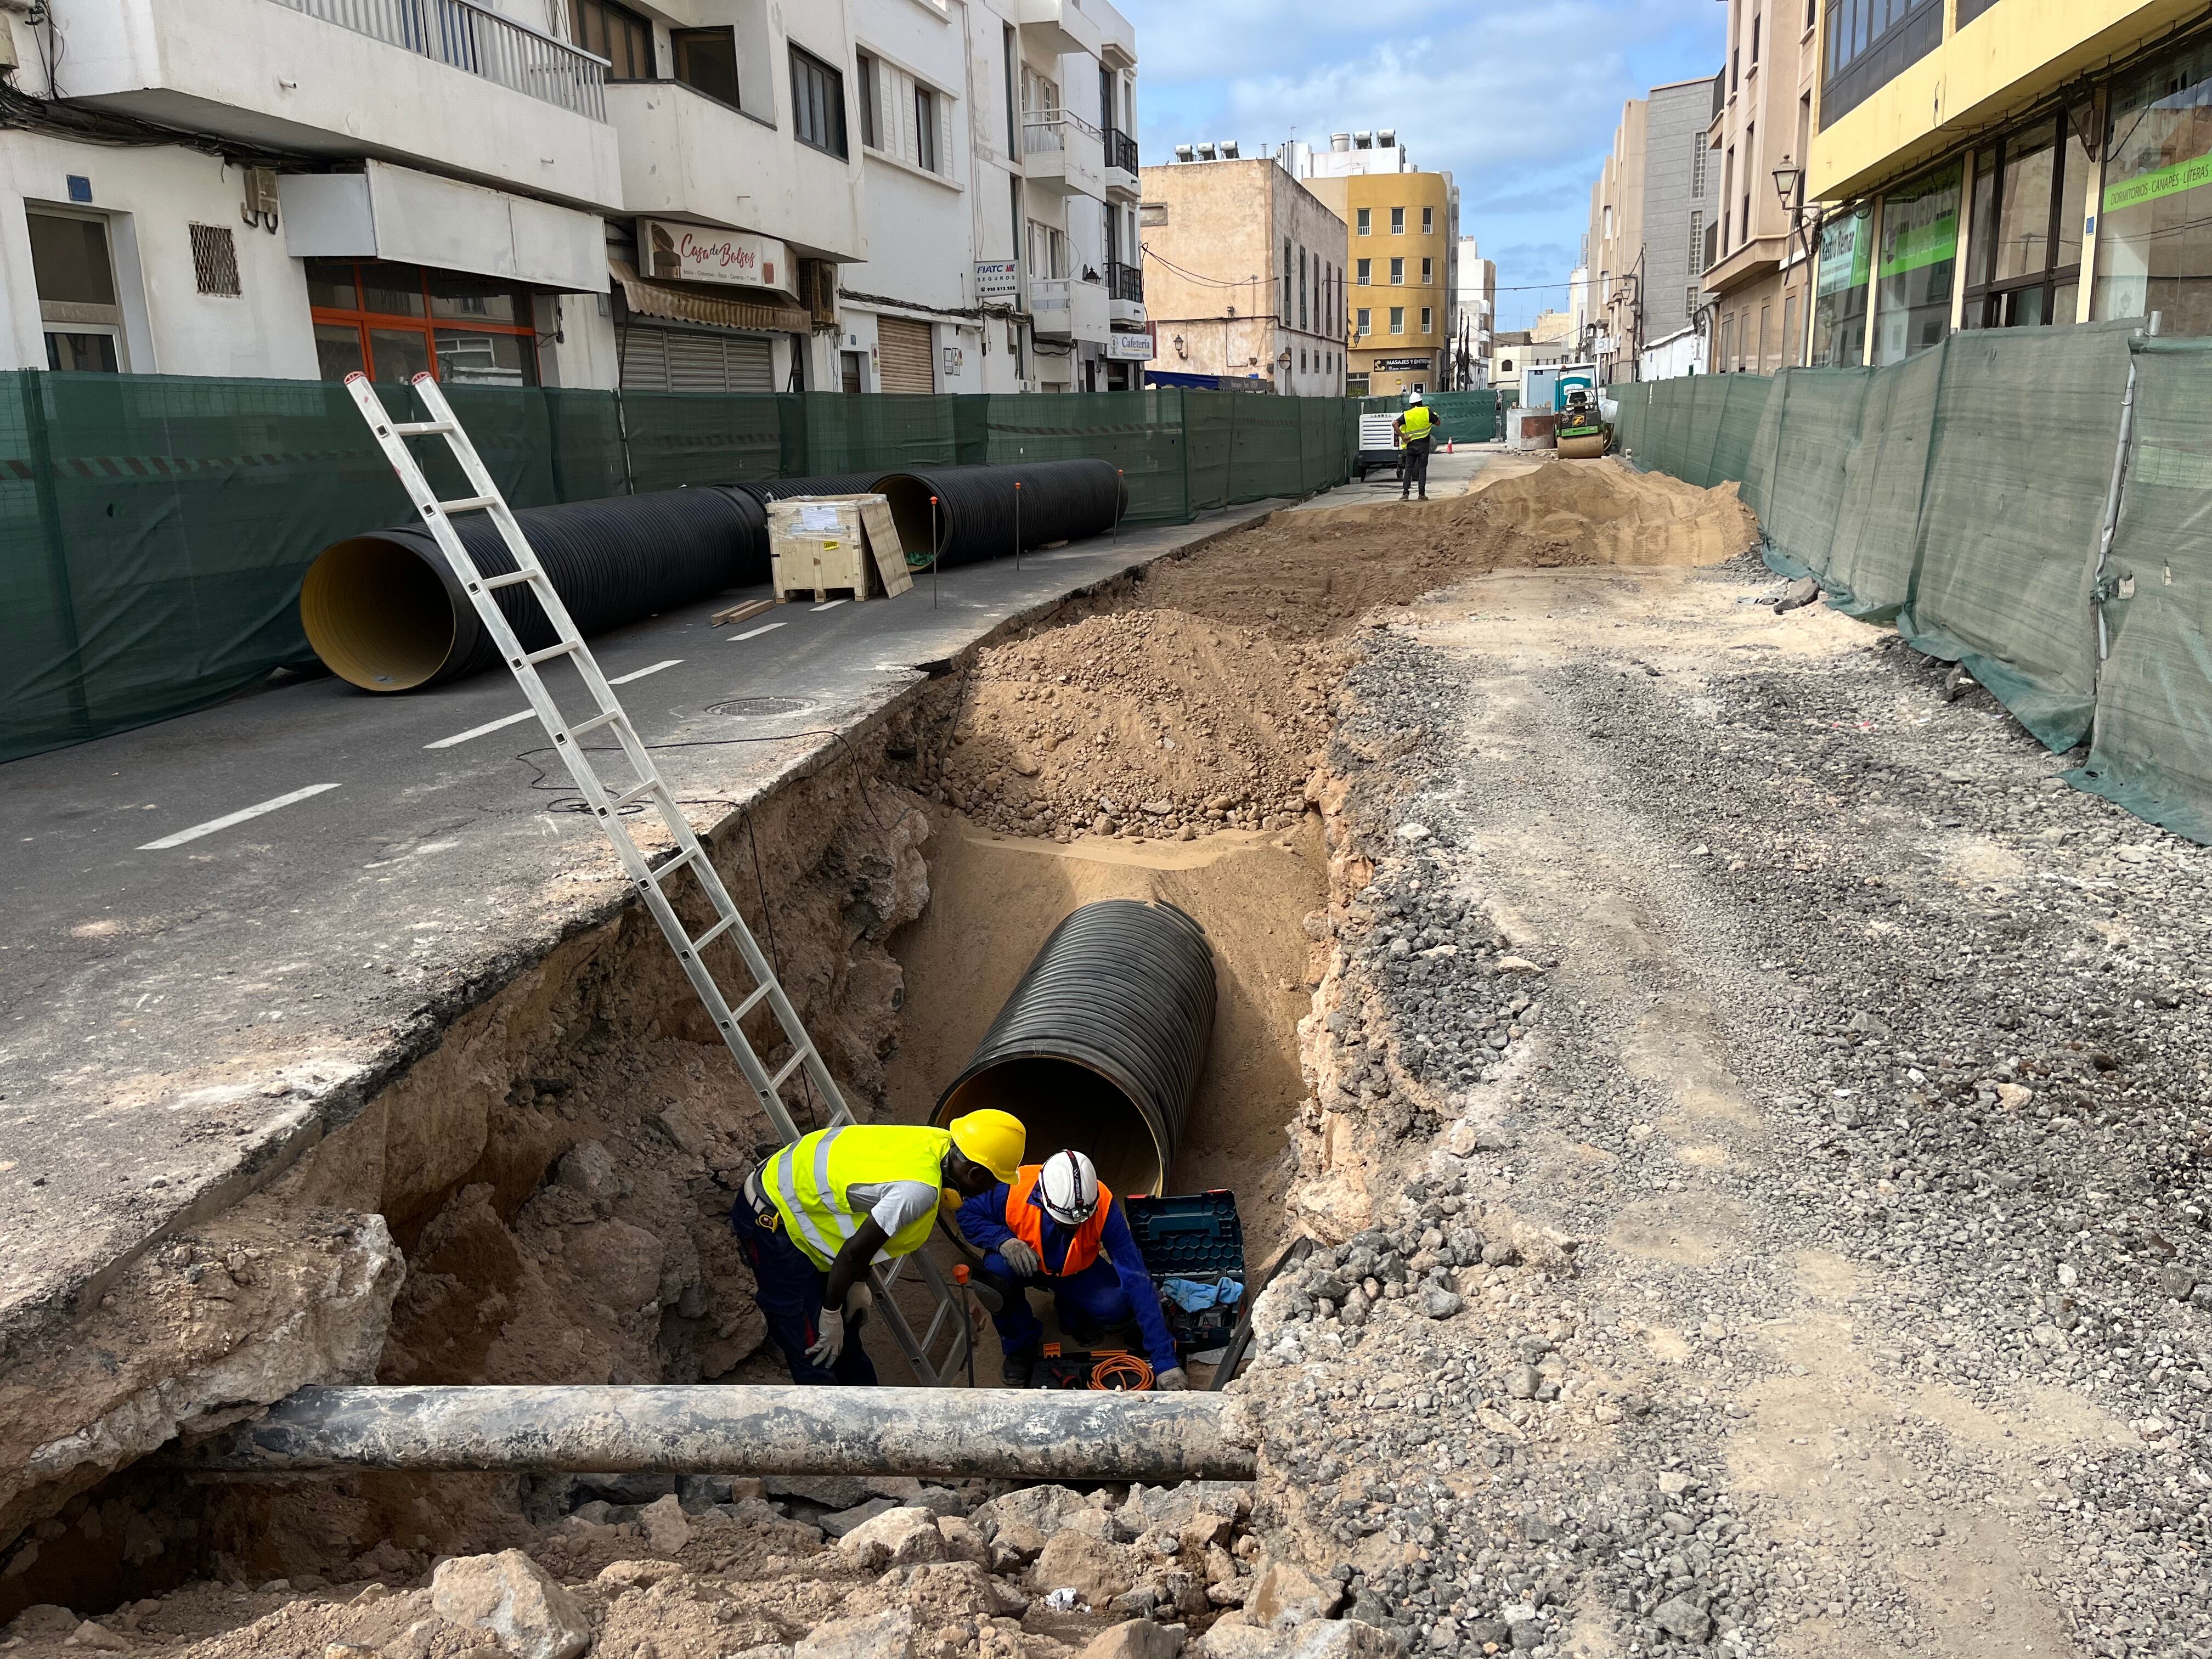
[732,1111,1025,1385]
[957,1149,1186,1390]
[1394,393,1436,502]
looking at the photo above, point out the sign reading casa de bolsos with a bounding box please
[642,221,789,291]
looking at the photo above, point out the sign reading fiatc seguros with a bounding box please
[642,221,791,292]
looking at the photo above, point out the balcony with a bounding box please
[54,0,622,209]
[1030,275,1111,343]
[1022,111,1107,200]
[1017,0,1105,60]
[606,78,865,262]
[1105,257,1144,325]
[1104,127,1139,195]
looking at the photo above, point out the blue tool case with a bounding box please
[1123,1190,1247,1353]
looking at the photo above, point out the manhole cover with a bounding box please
[716,696,815,719]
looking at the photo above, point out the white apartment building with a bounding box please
[1450,235,1494,388]
[0,0,1140,396]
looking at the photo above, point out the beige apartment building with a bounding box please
[1588,77,1716,381]
[1136,151,1348,395]
[1703,0,1819,374]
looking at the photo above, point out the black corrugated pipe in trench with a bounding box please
[299,487,766,692]
[933,899,1216,1197]
[875,459,1126,568]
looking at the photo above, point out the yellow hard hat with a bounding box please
[948,1109,1025,1183]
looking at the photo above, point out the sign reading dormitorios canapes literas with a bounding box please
[642,221,793,292]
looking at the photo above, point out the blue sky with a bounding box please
[1114,0,1723,332]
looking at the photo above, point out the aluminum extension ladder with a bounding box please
[345,372,975,1386]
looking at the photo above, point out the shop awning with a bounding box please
[611,261,811,333]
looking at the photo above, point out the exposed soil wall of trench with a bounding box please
[0,459,1758,1651]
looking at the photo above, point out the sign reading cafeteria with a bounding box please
[642,222,789,291]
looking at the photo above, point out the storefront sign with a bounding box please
[1876,164,1960,281]
[2105,148,2212,216]
[1370,356,1434,371]
[1818,204,1874,296]
[975,260,1019,300]
[641,221,787,291]
[1105,331,1153,361]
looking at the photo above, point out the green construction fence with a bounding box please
[1,374,1359,765]
[1352,391,1502,448]
[1608,318,2212,840]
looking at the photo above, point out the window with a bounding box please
[1693,137,1708,197]
[1871,160,1961,365]
[1969,115,2088,330]
[1299,247,1308,331]
[307,260,538,386]
[1751,8,1761,65]
[1356,307,1372,335]
[857,52,881,149]
[916,84,939,173]
[1028,219,1066,278]
[27,210,124,371]
[1390,257,1404,285]
[1357,208,1372,235]
[1420,257,1433,284]
[1721,314,1736,369]
[1420,306,1432,334]
[1689,209,1705,272]
[1957,0,2001,21]
[1421,206,1434,234]
[1604,205,1613,241]
[1390,206,1406,234]
[1003,22,1018,154]
[791,45,848,158]
[1688,284,1703,319]
[1389,306,1406,334]
[1782,292,1800,366]
[1821,0,1943,127]
[189,223,241,297]
[1810,201,1872,366]
[1356,257,1372,285]
[2095,33,2212,334]
[1742,123,1754,247]
[573,0,652,80]
[672,28,740,107]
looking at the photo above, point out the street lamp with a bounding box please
[1771,162,1804,216]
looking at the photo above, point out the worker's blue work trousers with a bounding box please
[732,1198,878,1387]
[978,1251,1136,1356]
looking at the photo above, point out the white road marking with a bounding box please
[425,661,681,749]
[732,623,786,641]
[810,600,848,612]
[138,783,342,850]
[424,708,534,750]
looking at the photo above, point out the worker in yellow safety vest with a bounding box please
[1393,394,1436,502]
[731,1111,1025,1385]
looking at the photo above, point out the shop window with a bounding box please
[1871,160,1960,365]
[574,0,653,81]
[672,28,741,108]
[307,260,538,386]
[1810,201,1871,366]
[1963,116,2087,331]
[2095,35,2212,335]
[792,46,849,159]
[27,209,125,372]
[1820,0,1942,127]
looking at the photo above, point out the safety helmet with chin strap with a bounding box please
[1038,1149,1101,1226]
[1406,392,1425,405]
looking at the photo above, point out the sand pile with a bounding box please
[937,608,1327,841]
[1140,457,1760,640]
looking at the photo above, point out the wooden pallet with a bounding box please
[775,585,865,605]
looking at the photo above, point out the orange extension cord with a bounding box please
[1090,1352,1155,1391]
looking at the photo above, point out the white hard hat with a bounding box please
[1038,1149,1100,1227]
[1407,392,1425,405]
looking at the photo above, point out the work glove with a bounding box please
[1000,1238,1042,1278]
[1155,1367,1189,1391]
[806,1306,845,1368]
[845,1280,874,1317]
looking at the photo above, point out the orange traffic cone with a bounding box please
[1447,438,1454,454]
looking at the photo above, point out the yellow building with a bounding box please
[1302,170,1457,397]
[1804,1,2212,365]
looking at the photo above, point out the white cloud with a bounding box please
[1115,0,1720,326]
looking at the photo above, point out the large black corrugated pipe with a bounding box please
[876,459,1123,568]
[300,487,766,692]
[934,899,1215,1197]
[729,471,898,506]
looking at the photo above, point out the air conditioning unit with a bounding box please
[240,167,280,233]
[798,258,838,329]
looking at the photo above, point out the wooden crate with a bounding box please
[765,495,912,603]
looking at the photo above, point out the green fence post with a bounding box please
[20,371,92,741]
[1179,389,1194,523]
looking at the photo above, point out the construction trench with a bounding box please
[20,452,2198,1659]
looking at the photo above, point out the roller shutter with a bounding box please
[876,317,935,393]
[621,326,775,393]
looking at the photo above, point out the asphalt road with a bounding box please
[0,503,1279,1334]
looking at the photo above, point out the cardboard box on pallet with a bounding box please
[766,495,913,603]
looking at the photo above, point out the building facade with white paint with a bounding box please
[0,0,1139,396]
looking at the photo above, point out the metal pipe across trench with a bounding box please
[177,1385,1252,1481]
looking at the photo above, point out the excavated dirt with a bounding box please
[1,457,1785,1657]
